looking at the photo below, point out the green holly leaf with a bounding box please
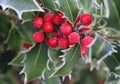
[50,44,81,77]
[9,52,25,67]
[21,43,48,83]
[104,42,120,77]
[91,34,116,65]
[42,0,58,12]
[0,0,44,19]
[48,48,63,69]
[106,0,120,31]
[41,61,61,84]
[17,23,35,44]
[78,0,96,14]
[6,26,23,51]
[22,12,36,23]
[57,0,79,24]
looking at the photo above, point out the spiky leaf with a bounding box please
[21,43,48,83]
[42,0,58,12]
[57,0,79,24]
[48,48,63,68]
[106,0,120,31]
[51,44,81,77]
[6,27,23,51]
[0,0,44,19]
[104,42,120,76]
[91,34,116,65]
[9,52,25,67]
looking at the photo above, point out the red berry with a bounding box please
[44,13,54,22]
[43,22,54,33]
[81,36,93,47]
[23,43,31,49]
[33,17,44,28]
[52,13,63,25]
[80,45,87,57]
[32,32,44,43]
[60,23,73,36]
[68,32,80,45]
[48,37,58,48]
[80,14,92,26]
[59,38,69,49]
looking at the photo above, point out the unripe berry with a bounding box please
[60,23,72,36]
[43,22,54,33]
[59,38,69,49]
[80,14,92,26]
[81,36,93,47]
[33,17,44,28]
[68,32,80,45]
[48,37,58,48]
[44,13,54,22]
[32,32,44,43]
[52,13,63,25]
[23,42,31,49]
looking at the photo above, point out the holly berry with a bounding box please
[43,22,54,33]
[33,17,44,28]
[81,36,93,47]
[68,32,80,45]
[48,37,58,48]
[80,14,92,26]
[23,42,31,49]
[32,32,44,43]
[44,13,54,22]
[58,38,69,49]
[52,13,63,25]
[60,23,73,36]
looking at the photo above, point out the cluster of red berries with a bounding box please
[32,12,94,57]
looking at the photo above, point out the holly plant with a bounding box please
[0,0,120,84]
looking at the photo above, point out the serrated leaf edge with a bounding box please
[0,0,44,19]
[49,45,76,78]
[19,44,36,84]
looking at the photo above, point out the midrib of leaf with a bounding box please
[64,0,74,23]
[32,44,42,71]
[66,44,80,69]
[95,41,105,57]
[112,0,120,26]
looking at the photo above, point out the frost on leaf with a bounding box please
[0,0,44,19]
